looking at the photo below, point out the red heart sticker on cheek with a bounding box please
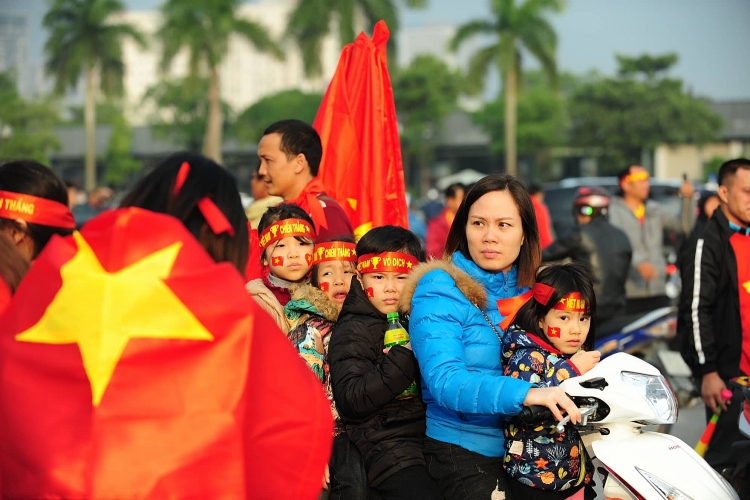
[547,326,561,338]
[319,282,330,292]
[272,256,283,267]
[365,287,374,298]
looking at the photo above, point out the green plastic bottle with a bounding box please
[385,312,418,399]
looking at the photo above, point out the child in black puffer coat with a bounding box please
[328,226,442,500]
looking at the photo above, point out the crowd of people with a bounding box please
[0,116,749,499]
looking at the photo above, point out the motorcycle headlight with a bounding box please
[637,468,693,499]
[621,372,678,424]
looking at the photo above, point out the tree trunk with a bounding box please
[203,66,222,164]
[504,66,518,177]
[84,67,97,192]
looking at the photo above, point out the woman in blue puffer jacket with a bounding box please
[400,175,581,500]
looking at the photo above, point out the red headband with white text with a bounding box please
[496,282,589,330]
[0,190,76,229]
[259,218,315,251]
[356,252,418,274]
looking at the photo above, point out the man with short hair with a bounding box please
[542,187,632,326]
[257,119,353,240]
[245,168,282,229]
[425,183,464,260]
[679,158,750,472]
[608,165,695,314]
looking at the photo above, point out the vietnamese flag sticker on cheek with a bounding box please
[272,256,283,267]
[319,282,330,292]
[365,287,374,298]
[305,254,313,265]
[547,326,561,338]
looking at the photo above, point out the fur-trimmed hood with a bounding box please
[288,283,341,322]
[399,257,488,314]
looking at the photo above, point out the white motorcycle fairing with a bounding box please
[594,432,737,499]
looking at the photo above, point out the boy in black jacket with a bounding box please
[328,226,442,500]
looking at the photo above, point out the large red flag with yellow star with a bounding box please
[0,208,332,499]
[313,20,409,240]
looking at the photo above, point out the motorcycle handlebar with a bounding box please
[518,405,554,423]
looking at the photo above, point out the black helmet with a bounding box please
[573,187,610,218]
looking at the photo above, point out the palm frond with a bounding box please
[449,20,496,52]
[465,43,498,95]
[517,16,558,85]
[234,19,284,60]
[285,0,331,77]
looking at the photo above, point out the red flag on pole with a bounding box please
[0,208,332,499]
[313,20,408,240]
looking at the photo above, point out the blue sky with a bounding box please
[5,0,750,100]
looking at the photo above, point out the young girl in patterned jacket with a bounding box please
[284,236,368,499]
[500,262,601,500]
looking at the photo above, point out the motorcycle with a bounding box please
[595,306,697,413]
[728,382,750,499]
[520,352,738,499]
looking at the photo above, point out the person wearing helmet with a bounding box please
[542,187,633,327]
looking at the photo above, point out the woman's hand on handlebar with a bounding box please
[523,387,581,424]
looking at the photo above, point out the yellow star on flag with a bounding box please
[15,232,214,406]
[744,280,750,294]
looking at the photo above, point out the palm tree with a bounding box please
[44,0,146,192]
[450,0,563,177]
[287,0,427,78]
[160,0,283,164]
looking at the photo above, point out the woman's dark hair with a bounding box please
[356,225,421,260]
[310,235,356,287]
[119,152,249,273]
[444,174,541,287]
[0,160,73,257]
[511,262,597,351]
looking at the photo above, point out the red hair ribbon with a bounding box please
[0,190,76,229]
[173,162,235,236]
[495,282,559,330]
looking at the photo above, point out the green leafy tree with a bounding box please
[450,0,563,177]
[0,72,60,164]
[143,77,232,153]
[393,55,461,194]
[64,101,121,126]
[703,156,725,183]
[287,0,427,77]
[235,90,323,144]
[472,70,567,169]
[568,53,723,171]
[44,0,146,191]
[104,114,141,186]
[159,0,283,164]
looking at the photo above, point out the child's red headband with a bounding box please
[173,162,235,237]
[312,241,357,265]
[0,190,76,229]
[258,218,315,251]
[356,252,418,274]
[496,283,588,330]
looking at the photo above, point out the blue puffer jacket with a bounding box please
[400,252,533,457]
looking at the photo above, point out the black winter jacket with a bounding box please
[328,277,427,487]
[542,217,632,322]
[678,209,744,379]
